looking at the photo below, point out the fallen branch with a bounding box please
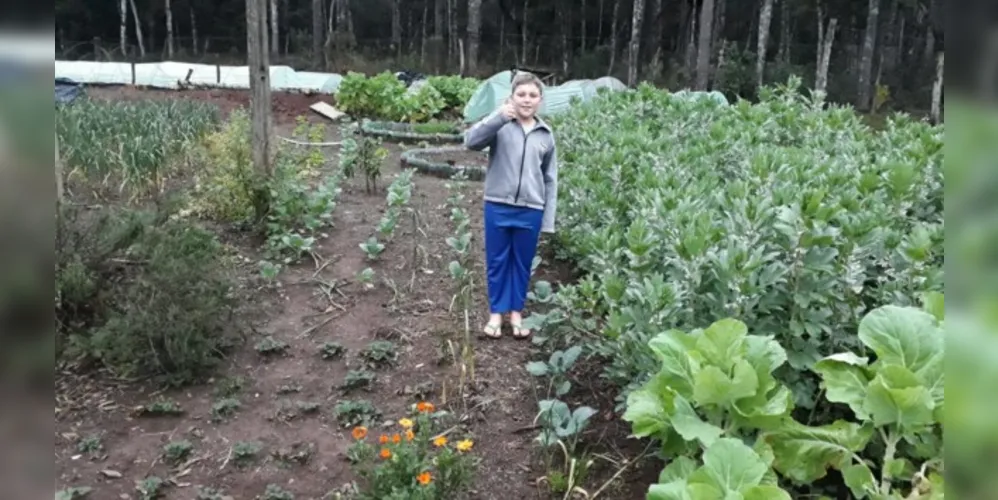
[278,136,343,147]
[588,442,654,500]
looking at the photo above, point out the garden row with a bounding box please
[528,77,944,498]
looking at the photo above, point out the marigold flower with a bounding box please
[433,435,448,447]
[405,430,415,441]
[380,448,392,459]
[417,471,432,485]
[399,418,414,429]
[351,426,368,440]
[379,434,389,444]
[417,401,435,413]
[392,433,401,444]
[456,439,474,452]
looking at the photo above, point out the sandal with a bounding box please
[510,320,531,339]
[483,321,503,339]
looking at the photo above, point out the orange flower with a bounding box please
[352,426,368,440]
[392,434,401,444]
[416,471,432,485]
[456,439,474,452]
[405,430,415,441]
[433,435,448,447]
[380,448,392,459]
[379,434,389,444]
[417,401,435,413]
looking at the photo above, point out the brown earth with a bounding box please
[55,86,658,500]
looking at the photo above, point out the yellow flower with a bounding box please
[399,418,414,429]
[433,435,448,447]
[456,439,474,452]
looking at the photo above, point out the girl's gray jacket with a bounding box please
[463,110,558,233]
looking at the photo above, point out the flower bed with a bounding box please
[400,146,487,181]
[361,119,464,143]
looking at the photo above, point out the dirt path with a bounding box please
[55,87,655,500]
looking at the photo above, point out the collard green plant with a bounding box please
[761,300,944,499]
[623,302,944,499]
[648,438,792,499]
[621,318,794,459]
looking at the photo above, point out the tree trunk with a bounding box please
[165,0,174,57]
[695,0,715,90]
[421,1,428,64]
[816,17,837,94]
[467,0,482,74]
[120,0,128,57]
[756,0,774,88]
[449,0,458,63]
[597,0,604,44]
[561,0,571,76]
[312,0,323,67]
[627,0,645,86]
[392,0,401,58]
[683,0,696,79]
[128,0,146,57]
[247,0,273,222]
[856,0,880,111]
[776,0,789,63]
[608,0,620,74]
[930,51,942,123]
[430,0,445,72]
[270,0,279,55]
[649,0,663,76]
[190,7,198,55]
[521,0,529,66]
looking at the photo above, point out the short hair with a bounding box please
[511,71,544,95]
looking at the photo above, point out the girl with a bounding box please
[463,72,558,339]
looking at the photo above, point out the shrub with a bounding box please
[56,204,237,386]
[425,75,479,112]
[336,72,476,122]
[546,77,943,415]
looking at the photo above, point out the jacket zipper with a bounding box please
[514,126,531,203]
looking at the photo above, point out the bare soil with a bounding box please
[55,86,655,500]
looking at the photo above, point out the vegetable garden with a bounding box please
[55,74,943,500]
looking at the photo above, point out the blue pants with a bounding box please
[484,201,543,314]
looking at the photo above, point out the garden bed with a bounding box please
[400,146,488,181]
[361,119,464,143]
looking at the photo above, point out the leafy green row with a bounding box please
[545,78,944,415]
[335,72,479,123]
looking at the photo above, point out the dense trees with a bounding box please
[56,0,945,113]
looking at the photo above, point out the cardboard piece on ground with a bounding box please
[310,101,346,121]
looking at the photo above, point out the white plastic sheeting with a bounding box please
[53,60,344,93]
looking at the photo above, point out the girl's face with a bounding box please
[511,83,542,120]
